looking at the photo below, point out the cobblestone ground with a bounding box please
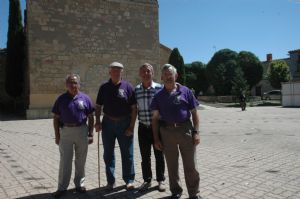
[0,106,300,199]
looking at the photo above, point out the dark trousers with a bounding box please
[138,123,165,182]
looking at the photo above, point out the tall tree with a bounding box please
[238,51,263,89]
[168,48,185,85]
[5,0,25,98]
[185,61,208,95]
[206,49,238,95]
[231,67,249,97]
[267,60,291,89]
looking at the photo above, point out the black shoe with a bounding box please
[53,190,67,198]
[75,186,86,193]
[138,181,151,192]
[170,192,182,199]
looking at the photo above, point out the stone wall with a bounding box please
[159,43,172,72]
[26,0,159,118]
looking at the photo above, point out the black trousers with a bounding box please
[138,123,165,182]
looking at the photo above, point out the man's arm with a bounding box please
[191,108,200,145]
[87,113,94,144]
[125,104,137,136]
[94,104,102,132]
[152,110,163,151]
[53,114,60,145]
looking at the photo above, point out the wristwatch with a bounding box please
[192,130,200,134]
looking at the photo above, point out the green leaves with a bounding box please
[5,0,25,98]
[267,60,291,89]
[168,48,185,85]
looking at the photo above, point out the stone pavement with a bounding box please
[1,105,300,199]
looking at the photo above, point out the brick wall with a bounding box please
[26,0,159,118]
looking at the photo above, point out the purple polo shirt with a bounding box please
[150,84,199,123]
[52,91,95,125]
[96,79,136,117]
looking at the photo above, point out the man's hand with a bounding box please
[55,134,60,145]
[125,126,134,137]
[193,133,200,145]
[53,114,60,145]
[94,122,102,132]
[154,139,163,151]
[88,136,93,144]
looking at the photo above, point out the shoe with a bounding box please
[189,195,202,199]
[170,192,182,199]
[138,181,151,192]
[158,181,166,192]
[75,186,86,193]
[52,190,67,198]
[126,182,135,191]
[105,183,116,191]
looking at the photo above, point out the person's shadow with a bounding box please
[15,185,172,199]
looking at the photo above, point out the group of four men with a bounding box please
[52,62,201,199]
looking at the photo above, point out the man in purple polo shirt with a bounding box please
[151,64,201,199]
[95,62,137,191]
[52,74,94,198]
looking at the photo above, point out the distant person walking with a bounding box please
[52,74,94,198]
[239,92,246,111]
[151,64,201,199]
[95,62,137,190]
[135,63,166,192]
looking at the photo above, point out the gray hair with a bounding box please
[161,64,177,75]
[65,74,80,83]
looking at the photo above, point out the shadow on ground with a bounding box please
[15,186,173,199]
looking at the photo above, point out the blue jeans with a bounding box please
[101,116,135,184]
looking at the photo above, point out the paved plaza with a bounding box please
[0,105,300,199]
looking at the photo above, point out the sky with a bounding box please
[1,0,300,64]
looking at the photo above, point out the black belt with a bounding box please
[161,120,190,128]
[104,114,129,122]
[63,123,84,127]
[139,122,152,128]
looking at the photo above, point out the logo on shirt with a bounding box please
[173,95,182,105]
[118,89,125,98]
[77,100,85,110]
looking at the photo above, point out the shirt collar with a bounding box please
[66,91,81,99]
[109,78,122,86]
[141,81,156,90]
[163,83,183,93]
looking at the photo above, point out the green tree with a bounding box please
[238,51,263,89]
[185,61,208,95]
[267,60,291,89]
[168,48,185,85]
[5,0,25,98]
[231,67,249,97]
[206,49,238,95]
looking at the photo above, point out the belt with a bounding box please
[64,123,83,127]
[139,122,152,128]
[161,120,190,128]
[104,114,129,122]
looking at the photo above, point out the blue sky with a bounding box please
[1,0,300,64]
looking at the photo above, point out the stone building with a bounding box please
[25,0,170,119]
[159,43,172,67]
[253,50,300,96]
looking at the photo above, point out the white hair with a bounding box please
[65,74,80,83]
[162,64,177,75]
